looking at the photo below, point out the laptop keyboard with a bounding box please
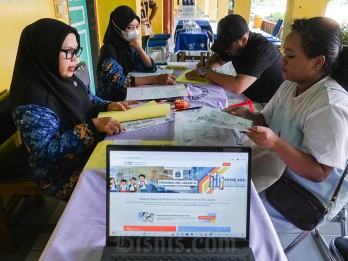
[111,256,247,260]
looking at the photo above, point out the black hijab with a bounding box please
[10,18,94,128]
[97,5,140,76]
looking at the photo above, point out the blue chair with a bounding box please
[147,38,169,61]
[151,33,170,41]
[271,19,283,38]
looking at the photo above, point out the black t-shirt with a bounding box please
[213,32,284,103]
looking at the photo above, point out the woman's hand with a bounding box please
[107,101,140,111]
[92,117,125,136]
[240,126,280,149]
[185,69,200,80]
[223,106,251,118]
[155,74,176,85]
[129,39,141,50]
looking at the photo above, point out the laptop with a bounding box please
[101,145,255,261]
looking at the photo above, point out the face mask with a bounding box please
[112,20,139,42]
[121,29,139,42]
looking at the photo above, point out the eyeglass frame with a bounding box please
[60,47,83,59]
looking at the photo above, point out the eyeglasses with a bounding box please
[60,47,83,59]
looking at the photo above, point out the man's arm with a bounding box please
[205,70,257,93]
[185,68,257,94]
[149,4,158,23]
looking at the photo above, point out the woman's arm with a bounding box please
[243,126,333,182]
[130,39,154,68]
[12,105,100,163]
[97,58,133,96]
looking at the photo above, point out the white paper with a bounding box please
[214,61,237,76]
[126,84,188,101]
[128,68,174,77]
[113,139,142,145]
[122,115,174,132]
[173,112,240,146]
[193,106,253,131]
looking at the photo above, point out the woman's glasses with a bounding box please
[60,47,83,59]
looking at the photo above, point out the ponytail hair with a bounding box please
[331,45,348,91]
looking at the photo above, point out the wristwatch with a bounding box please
[199,68,207,78]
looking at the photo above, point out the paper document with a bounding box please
[126,84,188,101]
[173,112,240,146]
[122,115,174,132]
[113,139,177,146]
[176,70,210,84]
[98,102,170,122]
[193,106,253,131]
[128,69,174,77]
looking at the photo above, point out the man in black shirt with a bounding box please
[186,14,283,103]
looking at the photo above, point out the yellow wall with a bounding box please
[208,0,217,21]
[234,0,251,23]
[151,0,163,34]
[217,0,229,22]
[0,0,69,93]
[282,0,328,43]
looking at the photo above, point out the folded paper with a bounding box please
[98,102,170,122]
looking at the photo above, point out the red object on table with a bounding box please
[228,99,254,112]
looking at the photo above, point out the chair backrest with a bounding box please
[272,19,283,37]
[74,61,91,88]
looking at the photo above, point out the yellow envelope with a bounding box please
[176,70,210,84]
[98,102,170,122]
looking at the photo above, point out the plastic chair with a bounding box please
[271,19,283,38]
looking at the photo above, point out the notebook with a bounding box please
[101,145,255,261]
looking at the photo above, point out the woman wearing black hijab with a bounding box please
[96,5,176,101]
[10,18,128,201]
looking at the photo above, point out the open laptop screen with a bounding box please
[106,145,251,242]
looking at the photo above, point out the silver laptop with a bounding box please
[102,145,255,261]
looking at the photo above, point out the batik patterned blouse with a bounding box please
[96,51,157,101]
[12,86,111,201]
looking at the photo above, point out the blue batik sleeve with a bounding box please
[12,105,99,164]
[133,51,157,72]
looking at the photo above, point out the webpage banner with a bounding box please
[109,151,248,238]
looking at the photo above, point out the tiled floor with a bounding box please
[1,4,346,261]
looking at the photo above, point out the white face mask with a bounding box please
[112,20,139,42]
[121,29,139,42]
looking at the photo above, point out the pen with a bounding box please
[174,106,203,112]
[202,54,205,67]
